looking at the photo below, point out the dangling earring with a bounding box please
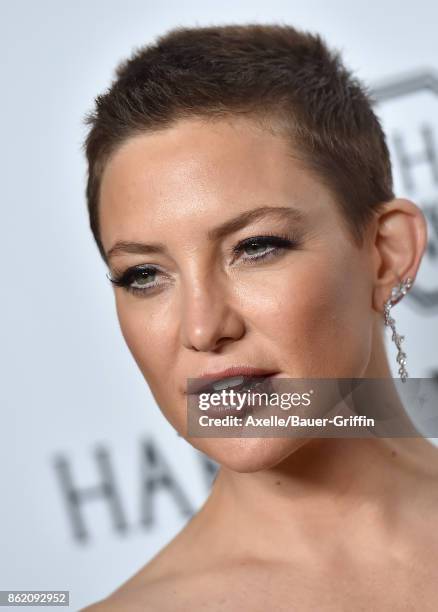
[383,277,414,382]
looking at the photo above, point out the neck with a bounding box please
[198,436,437,566]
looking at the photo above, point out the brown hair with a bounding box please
[82,23,394,264]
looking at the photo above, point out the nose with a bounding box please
[179,273,245,352]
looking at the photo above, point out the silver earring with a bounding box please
[383,277,413,382]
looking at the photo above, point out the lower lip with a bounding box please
[187,374,278,419]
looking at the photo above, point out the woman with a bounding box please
[82,23,438,611]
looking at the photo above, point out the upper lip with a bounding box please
[184,366,278,395]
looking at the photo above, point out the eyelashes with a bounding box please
[108,232,302,297]
[232,233,300,262]
[107,265,168,297]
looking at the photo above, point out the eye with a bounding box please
[232,233,301,263]
[107,265,169,296]
[107,234,302,294]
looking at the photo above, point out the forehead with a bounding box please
[98,116,333,250]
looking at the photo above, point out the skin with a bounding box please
[82,115,438,611]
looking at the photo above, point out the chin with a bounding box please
[186,435,311,473]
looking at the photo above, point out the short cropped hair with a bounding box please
[82,23,394,264]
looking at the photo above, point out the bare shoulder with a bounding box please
[80,520,203,612]
[79,568,180,611]
[79,566,202,612]
[80,598,129,611]
[80,586,164,611]
[79,556,272,612]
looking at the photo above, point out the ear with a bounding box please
[372,198,428,313]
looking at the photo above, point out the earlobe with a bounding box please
[372,197,428,313]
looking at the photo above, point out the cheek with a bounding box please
[114,294,187,430]
[239,253,372,376]
[114,293,175,383]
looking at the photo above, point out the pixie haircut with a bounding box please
[82,23,394,264]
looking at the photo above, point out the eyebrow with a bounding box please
[106,205,306,260]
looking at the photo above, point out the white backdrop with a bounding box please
[2,1,437,610]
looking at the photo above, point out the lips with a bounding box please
[195,375,277,419]
[189,374,271,396]
[185,366,279,396]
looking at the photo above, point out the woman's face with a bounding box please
[99,116,377,471]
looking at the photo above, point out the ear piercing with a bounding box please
[383,277,413,382]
